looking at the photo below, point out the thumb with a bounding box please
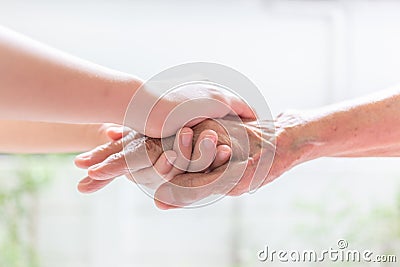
[154,159,257,209]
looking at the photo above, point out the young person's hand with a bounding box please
[125,83,256,138]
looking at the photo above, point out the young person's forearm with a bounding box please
[0,120,112,153]
[294,86,400,160]
[0,26,141,124]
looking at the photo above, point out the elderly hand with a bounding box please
[154,112,314,209]
[74,124,232,193]
[75,115,301,208]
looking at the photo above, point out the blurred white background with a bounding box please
[0,0,399,266]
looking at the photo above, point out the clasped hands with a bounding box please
[74,86,306,209]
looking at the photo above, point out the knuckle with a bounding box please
[109,140,122,150]
[106,152,124,163]
[146,137,164,155]
[145,138,161,154]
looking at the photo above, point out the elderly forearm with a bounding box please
[0,26,141,124]
[0,120,110,153]
[296,86,400,159]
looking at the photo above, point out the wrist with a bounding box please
[274,110,324,167]
[105,77,143,124]
[286,108,350,160]
[81,123,110,148]
[123,82,167,136]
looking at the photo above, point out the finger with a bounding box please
[129,150,177,188]
[74,131,135,169]
[209,145,231,170]
[87,151,128,180]
[229,97,257,119]
[164,127,193,180]
[106,126,123,141]
[154,169,223,210]
[155,163,227,209]
[153,150,177,177]
[77,176,115,193]
[154,159,256,209]
[87,134,160,180]
[106,126,132,141]
[187,130,217,172]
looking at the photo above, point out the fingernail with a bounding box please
[181,132,192,147]
[205,134,217,143]
[218,150,230,160]
[203,138,216,149]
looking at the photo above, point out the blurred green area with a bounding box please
[0,155,399,267]
[293,185,400,267]
[0,154,68,267]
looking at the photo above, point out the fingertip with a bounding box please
[77,177,95,193]
[74,159,88,169]
[106,127,123,140]
[200,129,218,139]
[216,145,231,161]
[200,135,217,149]
[154,199,177,210]
[180,126,193,135]
[244,106,258,119]
[74,153,93,169]
[77,176,114,193]
[154,185,180,209]
[196,130,218,151]
[231,98,257,119]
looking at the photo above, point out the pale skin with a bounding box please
[0,121,125,153]
[2,27,399,208]
[0,26,253,163]
[0,26,254,138]
[76,86,400,209]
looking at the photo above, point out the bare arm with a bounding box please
[0,120,121,153]
[151,86,400,209]
[295,86,400,160]
[0,27,255,139]
[71,86,400,208]
[0,26,141,124]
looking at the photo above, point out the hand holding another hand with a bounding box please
[75,112,309,209]
[74,122,233,194]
